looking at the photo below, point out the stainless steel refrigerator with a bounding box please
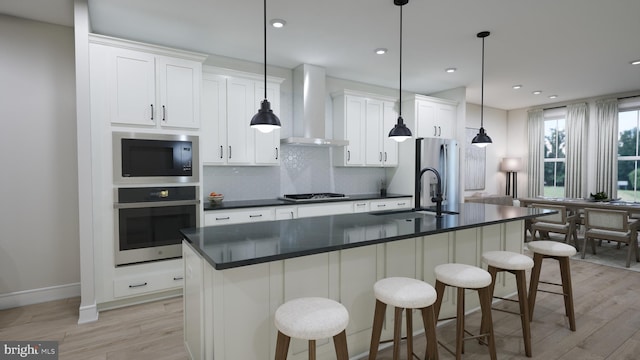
[415,137,459,208]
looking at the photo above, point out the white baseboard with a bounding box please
[0,282,81,310]
[78,303,99,324]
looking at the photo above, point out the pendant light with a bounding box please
[472,31,492,147]
[388,0,412,142]
[250,0,281,133]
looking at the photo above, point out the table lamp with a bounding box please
[501,157,522,198]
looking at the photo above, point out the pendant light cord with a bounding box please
[398,5,403,117]
[480,35,484,127]
[263,0,267,100]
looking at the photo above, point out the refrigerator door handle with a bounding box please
[442,144,448,202]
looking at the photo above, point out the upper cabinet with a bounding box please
[90,34,205,130]
[333,90,398,167]
[201,66,283,166]
[403,94,458,139]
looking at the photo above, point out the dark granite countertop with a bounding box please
[182,203,553,270]
[203,193,412,211]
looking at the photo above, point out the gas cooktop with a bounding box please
[279,193,349,202]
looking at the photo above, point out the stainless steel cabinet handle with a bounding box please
[129,282,148,288]
[249,214,263,218]
[377,204,386,207]
[398,202,407,206]
[384,152,387,162]
[216,216,230,221]
[228,146,232,159]
[173,276,183,281]
[220,145,223,159]
[275,147,279,160]
[162,105,166,121]
[347,150,351,161]
[438,126,441,136]
[150,104,154,120]
[433,125,437,136]
[379,152,382,162]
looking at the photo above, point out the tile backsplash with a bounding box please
[203,146,386,200]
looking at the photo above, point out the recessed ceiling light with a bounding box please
[445,68,456,73]
[512,85,522,90]
[374,48,388,55]
[532,90,542,95]
[548,95,558,99]
[270,19,286,28]
[631,59,640,65]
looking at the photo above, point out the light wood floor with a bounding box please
[1,258,639,359]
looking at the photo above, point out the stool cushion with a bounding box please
[275,297,349,340]
[434,263,492,289]
[527,240,577,257]
[482,251,534,271]
[374,277,437,309]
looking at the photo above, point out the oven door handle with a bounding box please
[114,200,200,209]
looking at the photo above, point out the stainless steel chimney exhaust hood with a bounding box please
[281,64,348,146]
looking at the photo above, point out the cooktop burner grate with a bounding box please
[279,193,348,202]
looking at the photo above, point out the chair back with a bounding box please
[584,208,629,232]
[530,204,567,225]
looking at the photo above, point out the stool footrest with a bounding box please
[492,296,519,303]
[538,288,568,297]
[491,307,522,316]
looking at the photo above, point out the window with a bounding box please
[544,117,566,197]
[617,109,640,201]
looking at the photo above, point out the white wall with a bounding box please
[0,15,79,307]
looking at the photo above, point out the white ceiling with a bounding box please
[3,0,640,110]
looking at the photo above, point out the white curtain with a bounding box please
[595,99,619,199]
[527,109,545,197]
[565,103,587,198]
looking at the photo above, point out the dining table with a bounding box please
[519,197,640,215]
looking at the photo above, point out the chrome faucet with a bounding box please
[415,138,444,218]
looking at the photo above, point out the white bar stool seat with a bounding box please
[369,277,438,360]
[275,297,349,360]
[482,251,534,357]
[527,240,577,331]
[433,263,497,360]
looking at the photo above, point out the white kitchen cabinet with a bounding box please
[201,66,283,166]
[333,90,398,167]
[352,201,370,213]
[204,207,276,226]
[403,94,457,139]
[103,42,203,129]
[275,207,297,220]
[369,197,411,211]
[296,202,355,218]
[113,267,183,298]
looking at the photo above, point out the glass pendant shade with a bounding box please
[250,99,280,133]
[389,116,411,142]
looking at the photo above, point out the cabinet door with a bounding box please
[365,99,384,166]
[382,101,399,166]
[226,77,255,165]
[415,100,438,138]
[345,95,366,165]
[436,102,456,139]
[108,48,156,126]
[254,82,281,165]
[157,56,201,129]
[201,74,227,164]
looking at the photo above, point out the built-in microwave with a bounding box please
[113,132,199,184]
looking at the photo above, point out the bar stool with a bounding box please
[368,277,438,360]
[527,240,577,331]
[433,263,496,360]
[482,251,534,357]
[274,297,349,360]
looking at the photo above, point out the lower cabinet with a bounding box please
[204,207,276,226]
[113,269,183,298]
[183,220,524,360]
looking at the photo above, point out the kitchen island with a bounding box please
[181,203,552,360]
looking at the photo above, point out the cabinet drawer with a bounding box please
[353,201,370,213]
[204,208,276,226]
[297,202,354,218]
[369,198,412,211]
[113,270,183,298]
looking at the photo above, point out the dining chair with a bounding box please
[529,204,580,251]
[582,208,640,268]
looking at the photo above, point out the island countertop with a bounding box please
[181,203,551,270]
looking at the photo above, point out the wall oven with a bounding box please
[113,132,199,184]
[114,186,199,266]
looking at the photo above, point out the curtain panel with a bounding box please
[527,109,545,197]
[565,103,588,198]
[595,99,619,198]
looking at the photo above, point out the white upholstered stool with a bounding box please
[482,251,534,357]
[274,297,349,360]
[433,263,496,360]
[527,240,577,331]
[368,277,438,360]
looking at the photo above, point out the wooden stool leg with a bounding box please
[433,280,446,320]
[406,307,413,359]
[480,266,499,338]
[515,269,532,357]
[275,331,291,360]
[393,306,403,360]
[528,253,544,319]
[368,299,387,360]
[558,256,576,331]
[308,340,316,360]
[478,286,497,360]
[421,305,439,360]
[333,330,349,360]
[455,287,465,359]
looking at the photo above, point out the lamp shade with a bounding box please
[389,116,411,142]
[501,157,522,172]
[250,99,281,133]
